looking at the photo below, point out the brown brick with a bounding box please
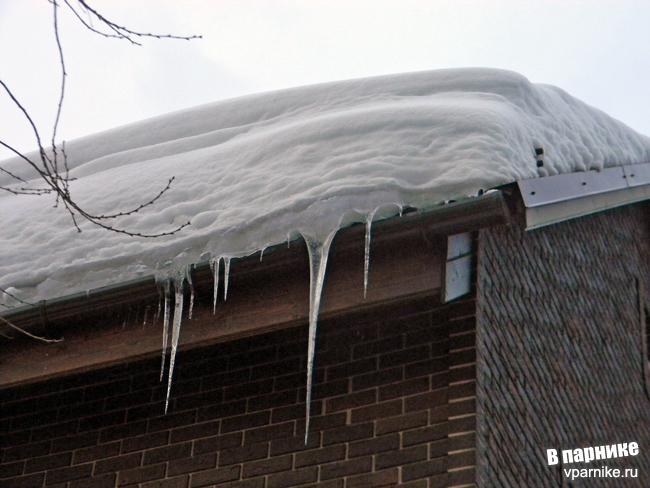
[197,400,246,423]
[327,358,377,381]
[430,405,448,425]
[449,348,475,367]
[242,454,292,478]
[352,336,404,359]
[148,411,197,433]
[79,411,126,432]
[73,442,120,464]
[300,481,343,488]
[320,456,372,480]
[94,452,142,475]
[247,391,297,412]
[194,432,242,455]
[202,368,252,392]
[404,389,448,413]
[299,412,347,434]
[189,465,240,488]
[217,479,265,488]
[84,379,131,402]
[376,411,428,435]
[69,473,117,488]
[168,453,217,477]
[449,415,475,434]
[448,364,475,384]
[402,458,445,481]
[1,472,45,488]
[448,381,475,400]
[403,423,447,447]
[221,411,270,433]
[429,438,449,459]
[405,357,448,379]
[295,444,346,467]
[174,390,224,412]
[376,445,427,469]
[446,466,475,485]
[308,379,349,401]
[352,367,403,391]
[30,420,78,441]
[224,379,274,402]
[269,433,320,456]
[351,399,402,423]
[105,390,154,412]
[122,431,169,454]
[168,421,220,444]
[118,464,166,486]
[448,398,475,418]
[447,449,475,469]
[100,421,147,443]
[379,345,429,369]
[348,434,399,458]
[449,332,475,350]
[24,452,71,474]
[251,357,301,380]
[51,432,98,454]
[316,346,352,366]
[218,443,268,466]
[144,442,192,465]
[141,476,189,488]
[0,460,24,479]
[45,463,93,485]
[240,419,288,443]
[378,377,430,402]
[325,390,376,414]
[322,422,374,446]
[346,468,398,487]
[449,432,474,452]
[3,441,52,462]
[267,467,318,488]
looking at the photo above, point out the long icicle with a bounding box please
[223,257,231,301]
[301,229,338,444]
[160,280,171,382]
[186,264,195,320]
[363,209,378,299]
[210,257,220,315]
[165,275,185,413]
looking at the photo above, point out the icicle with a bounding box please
[186,264,195,320]
[260,248,265,262]
[155,287,162,324]
[210,257,220,315]
[300,228,338,444]
[143,305,149,328]
[363,209,378,299]
[165,277,185,414]
[160,280,171,382]
[287,234,291,248]
[223,257,231,301]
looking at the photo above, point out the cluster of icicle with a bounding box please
[155,207,389,443]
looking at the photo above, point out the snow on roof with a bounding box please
[2,67,650,306]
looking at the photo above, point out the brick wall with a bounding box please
[1,293,477,488]
[476,205,650,487]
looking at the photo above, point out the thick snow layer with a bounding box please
[2,68,650,305]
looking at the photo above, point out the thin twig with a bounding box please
[0,315,63,343]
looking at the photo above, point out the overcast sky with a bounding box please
[1,0,649,160]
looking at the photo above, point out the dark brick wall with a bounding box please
[476,205,650,487]
[0,294,476,488]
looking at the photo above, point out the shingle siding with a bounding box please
[476,205,650,487]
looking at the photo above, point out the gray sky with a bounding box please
[1,0,649,160]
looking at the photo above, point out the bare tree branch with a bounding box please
[0,1,200,341]
[0,315,63,343]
